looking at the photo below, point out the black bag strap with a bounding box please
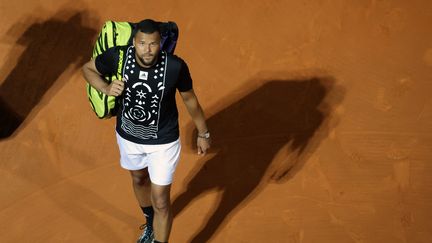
[165,54,182,83]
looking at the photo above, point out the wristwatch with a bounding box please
[198,131,210,139]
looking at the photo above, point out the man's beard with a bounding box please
[139,54,157,67]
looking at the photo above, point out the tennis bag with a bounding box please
[86,20,179,119]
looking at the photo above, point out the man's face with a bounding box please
[133,31,161,67]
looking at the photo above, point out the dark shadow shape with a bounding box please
[0,9,139,242]
[173,77,344,242]
[0,12,96,139]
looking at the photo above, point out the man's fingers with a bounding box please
[196,139,211,156]
[114,83,123,91]
[198,145,209,156]
[108,80,125,96]
[113,80,124,89]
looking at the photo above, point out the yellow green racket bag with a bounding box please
[86,20,179,119]
[86,21,133,119]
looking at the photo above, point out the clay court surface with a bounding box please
[1,0,432,242]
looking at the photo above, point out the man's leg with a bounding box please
[130,169,155,243]
[130,169,152,208]
[151,183,172,242]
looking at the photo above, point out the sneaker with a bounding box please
[137,224,154,243]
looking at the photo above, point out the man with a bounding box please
[82,19,211,243]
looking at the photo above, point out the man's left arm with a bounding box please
[179,89,211,155]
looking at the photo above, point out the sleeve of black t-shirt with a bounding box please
[177,59,193,92]
[94,47,119,76]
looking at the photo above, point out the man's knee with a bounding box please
[130,170,151,186]
[152,196,170,213]
[151,185,171,213]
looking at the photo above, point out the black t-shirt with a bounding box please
[95,45,193,144]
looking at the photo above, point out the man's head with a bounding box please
[133,19,161,67]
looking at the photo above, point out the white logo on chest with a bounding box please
[139,71,148,80]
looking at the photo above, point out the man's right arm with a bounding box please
[82,59,124,97]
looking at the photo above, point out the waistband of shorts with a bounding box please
[116,131,180,152]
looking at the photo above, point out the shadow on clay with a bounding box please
[0,8,139,242]
[173,75,345,242]
[0,9,95,139]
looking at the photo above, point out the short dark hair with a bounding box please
[133,19,160,37]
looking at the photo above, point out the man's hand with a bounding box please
[82,60,124,96]
[102,79,125,96]
[180,89,211,155]
[197,137,211,155]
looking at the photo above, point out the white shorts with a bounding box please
[116,133,181,186]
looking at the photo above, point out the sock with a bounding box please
[140,206,154,229]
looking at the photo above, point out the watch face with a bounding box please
[200,132,210,138]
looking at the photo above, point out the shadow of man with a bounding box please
[0,11,96,139]
[173,77,344,242]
